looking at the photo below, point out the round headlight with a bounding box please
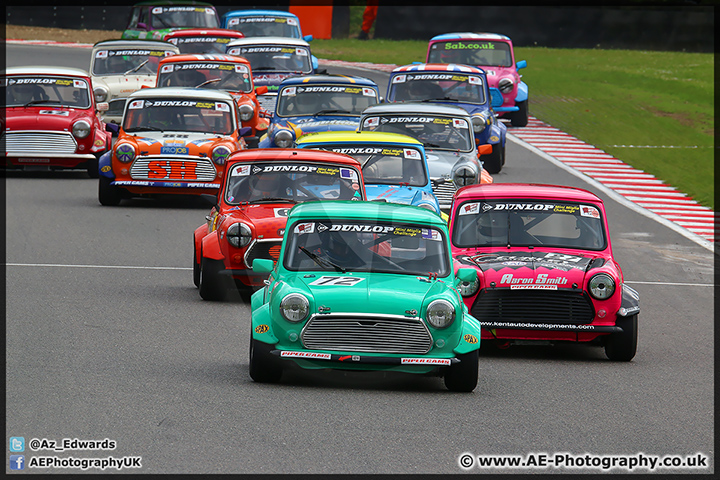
[280,293,310,322]
[453,166,478,187]
[239,104,254,122]
[417,203,437,212]
[458,278,479,297]
[589,273,616,300]
[273,129,294,148]
[227,222,252,248]
[115,143,136,163]
[93,85,109,103]
[426,299,455,329]
[498,77,515,94]
[72,120,92,139]
[212,145,232,165]
[472,114,488,133]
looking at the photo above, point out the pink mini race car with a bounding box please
[448,183,639,360]
[427,32,529,127]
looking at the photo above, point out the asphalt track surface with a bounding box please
[5,43,715,475]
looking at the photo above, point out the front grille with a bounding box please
[107,98,127,117]
[244,239,282,267]
[257,93,277,113]
[471,289,595,324]
[431,179,458,209]
[301,314,433,354]
[4,131,77,155]
[130,156,217,181]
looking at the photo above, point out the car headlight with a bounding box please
[426,299,455,329]
[588,273,616,300]
[280,293,310,322]
[458,278,479,297]
[498,77,514,94]
[212,145,232,165]
[93,85,109,103]
[453,165,477,187]
[472,113,489,133]
[273,129,294,148]
[227,222,252,248]
[417,203,437,212]
[72,120,92,139]
[115,143,136,163]
[239,104,254,122]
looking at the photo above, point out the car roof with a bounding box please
[455,183,604,204]
[159,53,250,64]
[279,74,378,88]
[430,32,511,42]
[132,1,215,7]
[223,9,299,18]
[361,102,470,116]
[225,148,363,167]
[163,28,245,37]
[4,66,90,78]
[226,37,310,48]
[127,86,235,101]
[391,63,486,75]
[92,39,181,50]
[296,130,424,148]
[289,200,449,228]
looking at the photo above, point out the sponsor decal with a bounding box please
[580,205,600,218]
[294,222,315,234]
[363,117,379,128]
[231,164,251,176]
[280,351,332,360]
[160,146,189,155]
[401,358,451,365]
[454,118,469,129]
[254,324,269,334]
[274,208,290,217]
[128,100,144,109]
[38,110,69,116]
[459,202,480,215]
[101,165,112,173]
[404,148,421,159]
[309,276,364,286]
[456,252,591,272]
[443,41,497,50]
[464,334,478,344]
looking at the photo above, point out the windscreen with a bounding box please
[122,97,234,134]
[388,72,486,104]
[360,114,473,151]
[452,200,606,249]
[277,85,379,117]
[150,6,219,29]
[428,40,513,67]
[284,220,449,276]
[157,61,253,93]
[225,45,312,74]
[92,48,172,76]
[225,15,301,38]
[5,76,91,108]
[167,35,238,55]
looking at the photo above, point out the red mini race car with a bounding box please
[163,28,245,54]
[193,148,366,300]
[449,183,639,361]
[154,53,269,146]
[3,66,114,177]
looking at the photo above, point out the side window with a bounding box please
[127,7,141,29]
[138,7,149,29]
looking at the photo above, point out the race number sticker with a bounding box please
[39,110,69,116]
[274,208,290,217]
[309,276,365,286]
[340,168,358,180]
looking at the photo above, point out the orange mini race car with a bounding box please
[193,148,366,300]
[154,53,269,146]
[98,86,252,205]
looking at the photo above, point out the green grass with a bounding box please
[312,36,715,210]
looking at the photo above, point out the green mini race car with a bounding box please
[248,200,482,392]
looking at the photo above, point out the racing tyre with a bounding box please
[199,257,226,301]
[86,155,100,179]
[249,337,283,383]
[98,176,122,206]
[193,241,201,288]
[510,100,529,127]
[604,314,638,361]
[483,143,504,174]
[443,350,479,392]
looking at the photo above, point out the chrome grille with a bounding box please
[244,239,282,267]
[257,93,277,113]
[130,156,217,181]
[301,313,433,354]
[107,98,127,117]
[431,179,458,209]
[471,289,595,324]
[4,132,77,155]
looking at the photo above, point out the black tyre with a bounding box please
[510,99,529,127]
[604,314,638,361]
[483,143,504,174]
[193,241,201,288]
[98,176,122,206]
[444,350,479,392]
[249,336,283,383]
[86,155,100,179]
[199,257,226,301]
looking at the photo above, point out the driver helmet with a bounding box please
[476,212,508,240]
[12,84,43,104]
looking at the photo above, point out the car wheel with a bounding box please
[193,240,201,288]
[199,257,226,301]
[86,155,100,179]
[483,143,504,174]
[443,350,479,392]
[249,336,282,383]
[98,176,122,206]
[510,99,529,127]
[604,314,638,361]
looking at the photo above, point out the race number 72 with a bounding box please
[309,276,364,286]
